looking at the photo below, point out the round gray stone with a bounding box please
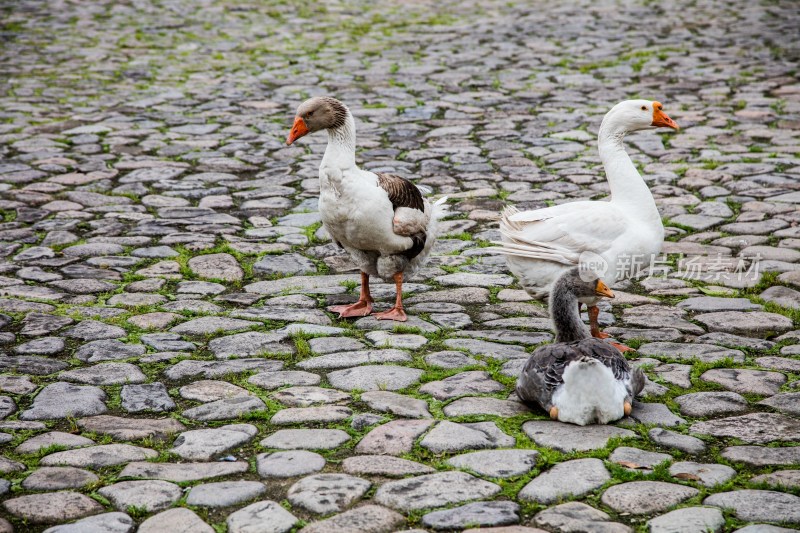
[637,342,744,363]
[15,337,65,355]
[41,512,134,533]
[186,481,266,507]
[261,429,350,450]
[533,501,630,533]
[704,490,800,524]
[750,470,800,489]
[669,461,736,487]
[523,421,636,452]
[609,447,672,472]
[170,424,257,460]
[342,455,435,477]
[287,473,371,515]
[121,383,175,413]
[227,501,297,533]
[188,253,244,281]
[758,392,800,416]
[270,405,352,425]
[519,458,610,503]
[182,395,266,421]
[701,368,786,395]
[355,419,434,456]
[271,386,350,407]
[64,320,126,340]
[419,371,506,399]
[40,444,158,467]
[424,350,485,369]
[647,507,725,533]
[75,339,146,362]
[734,526,798,533]
[420,421,514,453]
[374,471,501,512]
[2,491,104,524]
[59,363,146,385]
[690,412,800,444]
[98,480,182,512]
[443,397,531,417]
[298,504,404,533]
[248,371,320,390]
[21,382,107,420]
[138,508,213,533]
[674,391,749,417]
[361,390,431,418]
[253,253,317,275]
[722,446,800,466]
[447,449,539,478]
[257,450,326,478]
[649,428,706,454]
[422,501,521,530]
[22,467,99,490]
[327,365,423,391]
[601,481,698,514]
[694,311,793,337]
[179,380,251,402]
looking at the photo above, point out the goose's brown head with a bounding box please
[286,96,349,145]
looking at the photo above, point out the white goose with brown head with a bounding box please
[286,96,447,322]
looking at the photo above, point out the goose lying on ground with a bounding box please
[493,100,678,346]
[286,96,447,322]
[516,268,645,426]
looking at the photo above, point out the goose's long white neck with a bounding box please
[598,116,659,219]
[322,113,357,171]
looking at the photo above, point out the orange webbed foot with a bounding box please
[329,300,373,318]
[372,307,408,322]
[609,341,635,353]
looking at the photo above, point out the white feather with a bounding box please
[552,359,628,425]
[486,100,670,299]
[315,104,449,284]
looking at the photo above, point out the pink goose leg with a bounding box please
[372,272,408,322]
[329,272,374,318]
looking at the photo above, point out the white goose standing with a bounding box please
[286,96,446,322]
[494,100,678,347]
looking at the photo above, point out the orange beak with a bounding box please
[651,101,679,130]
[286,116,309,145]
[595,280,615,298]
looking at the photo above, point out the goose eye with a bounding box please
[307,111,314,118]
[641,106,647,111]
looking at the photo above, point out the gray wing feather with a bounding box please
[517,338,644,411]
[630,367,646,397]
[573,339,630,379]
[516,343,582,411]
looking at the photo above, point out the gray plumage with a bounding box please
[516,269,644,424]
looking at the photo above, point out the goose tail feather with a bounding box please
[405,196,448,278]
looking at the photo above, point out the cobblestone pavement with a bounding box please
[1,0,799,531]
